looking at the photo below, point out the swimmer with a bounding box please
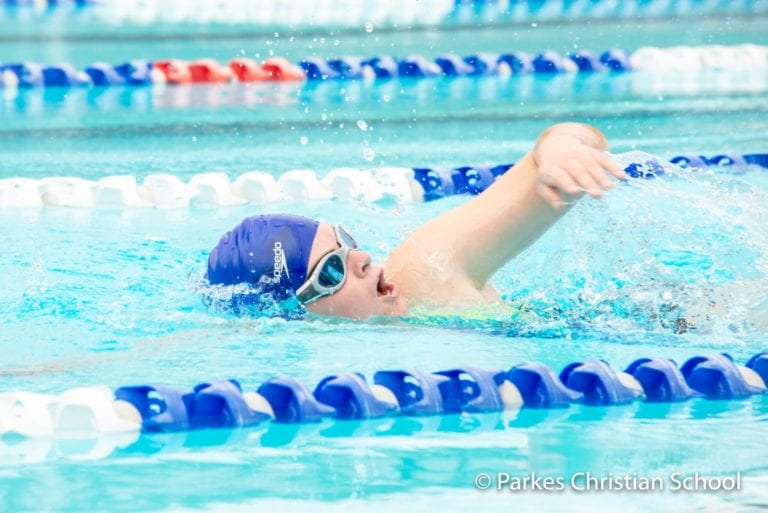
[206,122,627,319]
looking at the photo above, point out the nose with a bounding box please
[348,249,372,278]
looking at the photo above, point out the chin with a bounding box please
[385,298,408,317]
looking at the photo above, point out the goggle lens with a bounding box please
[318,254,345,288]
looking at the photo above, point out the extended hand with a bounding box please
[534,134,627,209]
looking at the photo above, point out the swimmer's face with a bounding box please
[303,223,408,319]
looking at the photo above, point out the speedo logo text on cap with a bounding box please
[272,241,290,282]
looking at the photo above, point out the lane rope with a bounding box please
[1,352,766,441]
[0,153,765,209]
[2,45,767,89]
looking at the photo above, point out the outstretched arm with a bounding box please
[389,123,625,290]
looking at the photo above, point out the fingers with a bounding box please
[566,158,607,198]
[596,151,628,180]
[539,165,581,196]
[538,147,628,204]
[568,151,627,198]
[537,183,563,210]
[539,150,627,200]
[584,158,613,193]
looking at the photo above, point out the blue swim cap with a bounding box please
[206,214,320,304]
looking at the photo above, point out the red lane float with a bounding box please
[188,59,234,83]
[229,58,270,82]
[153,57,304,84]
[261,57,305,81]
[154,59,192,84]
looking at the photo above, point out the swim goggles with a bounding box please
[296,225,358,305]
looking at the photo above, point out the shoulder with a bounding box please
[384,238,501,308]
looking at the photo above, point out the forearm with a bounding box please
[452,123,616,285]
[453,151,566,285]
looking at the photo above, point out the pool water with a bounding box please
[1,10,768,513]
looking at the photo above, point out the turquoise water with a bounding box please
[2,11,768,513]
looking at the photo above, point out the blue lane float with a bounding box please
[433,367,510,413]
[4,352,765,438]
[625,358,698,402]
[559,360,643,405]
[313,373,398,420]
[506,362,583,408]
[187,380,272,429]
[681,354,766,399]
[114,385,191,432]
[257,377,335,423]
[360,56,399,78]
[373,370,449,415]
[746,353,768,384]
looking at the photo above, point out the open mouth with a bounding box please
[376,270,399,298]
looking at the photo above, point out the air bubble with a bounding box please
[300,136,308,145]
[357,120,368,131]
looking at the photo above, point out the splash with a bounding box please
[502,151,768,339]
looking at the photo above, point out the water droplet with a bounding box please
[365,23,374,33]
[383,94,390,102]
[321,113,327,121]
[357,120,368,131]
[362,148,375,161]
[300,136,308,145]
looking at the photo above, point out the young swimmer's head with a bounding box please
[206,214,407,319]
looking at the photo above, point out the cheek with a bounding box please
[309,279,377,318]
[335,279,376,312]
